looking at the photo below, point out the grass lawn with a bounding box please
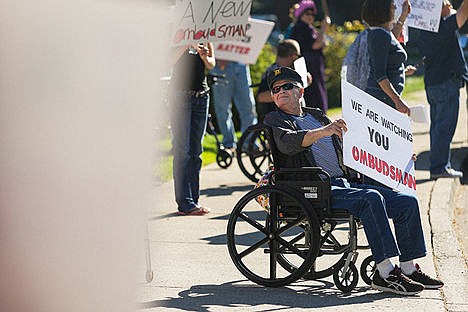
[156,75,425,183]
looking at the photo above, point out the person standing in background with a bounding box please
[362,0,412,115]
[209,60,258,152]
[290,0,330,111]
[416,0,468,180]
[170,42,215,215]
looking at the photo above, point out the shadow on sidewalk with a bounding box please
[138,280,411,311]
[201,184,253,197]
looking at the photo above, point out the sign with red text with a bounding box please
[214,18,274,64]
[171,0,252,46]
[341,80,416,195]
[396,0,442,32]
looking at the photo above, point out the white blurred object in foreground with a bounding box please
[0,1,168,311]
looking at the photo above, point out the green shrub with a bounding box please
[249,43,276,88]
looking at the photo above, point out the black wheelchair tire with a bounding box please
[236,126,272,183]
[360,255,376,285]
[333,260,359,293]
[216,149,233,169]
[227,185,321,287]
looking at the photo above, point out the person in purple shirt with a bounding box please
[290,0,330,111]
[416,0,468,180]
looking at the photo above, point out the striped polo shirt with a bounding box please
[292,113,344,178]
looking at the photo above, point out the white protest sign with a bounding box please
[171,0,252,46]
[214,18,274,64]
[293,57,309,88]
[341,80,416,195]
[396,0,442,32]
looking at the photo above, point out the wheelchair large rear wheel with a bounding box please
[277,221,352,280]
[227,185,321,287]
[236,127,272,183]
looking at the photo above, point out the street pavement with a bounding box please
[138,90,468,311]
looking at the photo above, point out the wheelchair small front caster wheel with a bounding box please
[360,255,376,285]
[216,148,233,169]
[333,261,358,293]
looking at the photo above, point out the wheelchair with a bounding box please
[236,124,273,182]
[227,126,376,292]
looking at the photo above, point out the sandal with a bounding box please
[176,206,211,216]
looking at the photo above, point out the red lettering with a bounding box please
[376,159,383,173]
[390,166,395,179]
[360,149,368,165]
[395,168,403,183]
[382,160,389,176]
[352,146,359,161]
[368,153,375,169]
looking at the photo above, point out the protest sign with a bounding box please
[396,0,442,32]
[171,0,252,46]
[341,80,416,195]
[214,18,274,64]
[293,57,309,88]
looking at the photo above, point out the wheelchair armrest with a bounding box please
[276,167,330,178]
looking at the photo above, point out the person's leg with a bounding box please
[331,182,400,264]
[426,79,461,175]
[188,95,209,207]
[232,63,257,133]
[170,93,198,212]
[366,185,426,262]
[211,64,235,148]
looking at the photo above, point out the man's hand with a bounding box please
[322,118,347,139]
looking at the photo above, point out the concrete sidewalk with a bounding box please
[139,91,467,311]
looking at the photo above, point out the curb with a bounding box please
[430,176,468,312]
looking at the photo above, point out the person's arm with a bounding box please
[377,78,411,115]
[198,42,216,70]
[391,0,411,38]
[457,0,468,28]
[312,16,331,50]
[301,119,347,147]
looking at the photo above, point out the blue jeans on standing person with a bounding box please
[170,92,209,212]
[331,178,426,264]
[210,62,257,148]
[425,77,461,175]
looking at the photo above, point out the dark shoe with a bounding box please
[406,264,444,289]
[371,266,424,295]
[430,168,463,180]
[176,206,210,216]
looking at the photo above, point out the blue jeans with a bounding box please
[331,178,426,264]
[425,78,461,174]
[210,62,257,148]
[170,92,209,212]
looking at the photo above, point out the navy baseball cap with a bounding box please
[267,67,303,90]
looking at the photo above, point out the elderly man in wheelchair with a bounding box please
[227,67,443,295]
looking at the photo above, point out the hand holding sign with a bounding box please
[322,119,347,139]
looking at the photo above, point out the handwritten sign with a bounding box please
[214,18,274,64]
[341,80,416,195]
[293,57,309,88]
[396,0,442,32]
[171,0,252,46]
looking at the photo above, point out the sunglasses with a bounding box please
[271,82,300,94]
